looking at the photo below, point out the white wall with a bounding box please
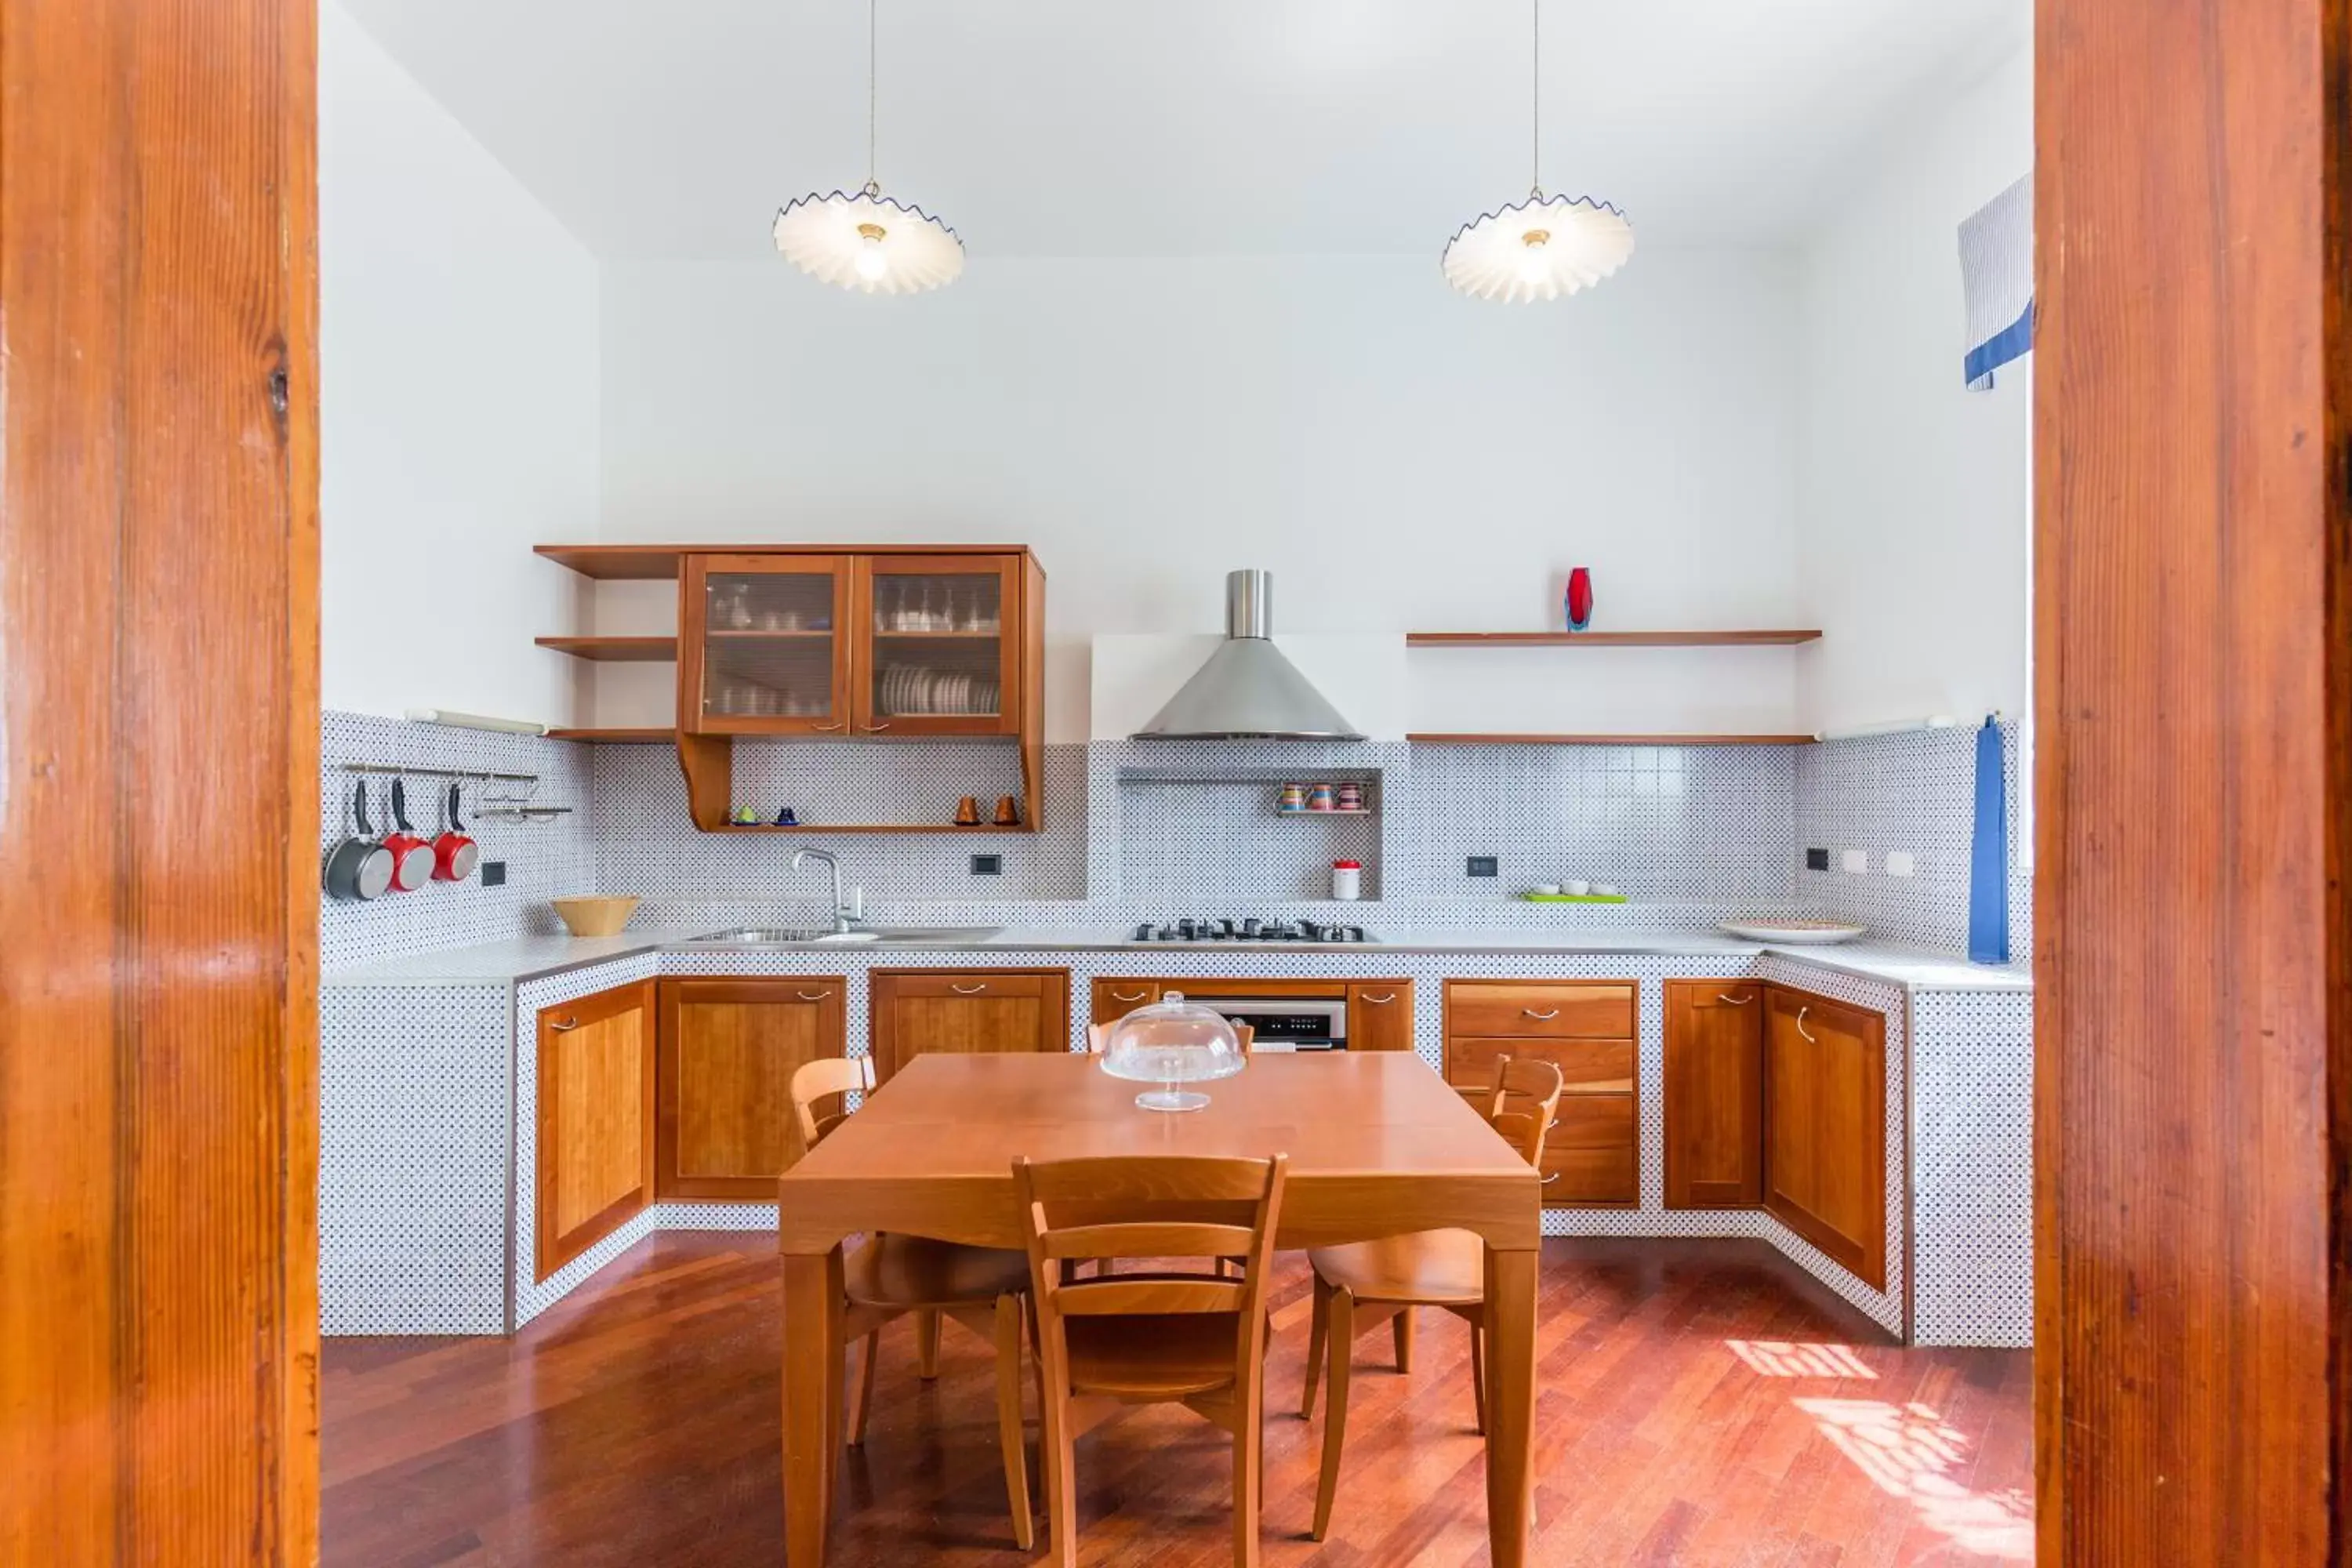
[319,0,600,728]
[1794,46,2033,736]
[593,250,1802,741]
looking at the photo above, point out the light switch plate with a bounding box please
[1841,849,1869,874]
[969,853,1002,877]
[1467,856,1498,878]
[1886,851,1915,877]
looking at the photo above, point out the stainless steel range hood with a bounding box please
[1134,570,1366,741]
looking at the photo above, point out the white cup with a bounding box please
[1563,880,1591,895]
[1592,884,1617,897]
[1533,884,1561,895]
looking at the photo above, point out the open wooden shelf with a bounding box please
[1406,630,1822,647]
[535,635,677,662]
[1408,732,1817,746]
[700,822,1022,834]
[545,727,675,743]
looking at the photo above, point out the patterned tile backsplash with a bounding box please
[319,711,2033,970]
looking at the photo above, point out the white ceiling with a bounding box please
[338,0,2030,260]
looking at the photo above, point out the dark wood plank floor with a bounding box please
[321,1234,2032,1566]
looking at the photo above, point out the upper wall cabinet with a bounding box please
[681,554,855,736]
[681,550,1034,741]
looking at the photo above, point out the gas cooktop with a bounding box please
[1131,917,1375,946]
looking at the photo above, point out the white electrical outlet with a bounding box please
[1886,851,1916,878]
[1842,848,1869,874]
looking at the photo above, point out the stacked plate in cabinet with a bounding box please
[880,666,1000,717]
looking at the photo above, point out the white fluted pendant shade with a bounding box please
[773,187,964,296]
[1442,193,1633,302]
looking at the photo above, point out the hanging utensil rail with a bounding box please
[338,761,539,784]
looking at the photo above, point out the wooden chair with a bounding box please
[1084,1020,1257,1053]
[1297,1055,1565,1541]
[787,1056,1036,1550]
[1014,1152,1289,1567]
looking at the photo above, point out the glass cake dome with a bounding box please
[1098,992,1247,1112]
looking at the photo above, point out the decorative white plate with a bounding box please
[1718,920,1867,945]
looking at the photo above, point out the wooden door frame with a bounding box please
[2035,0,2352,1559]
[0,0,320,1559]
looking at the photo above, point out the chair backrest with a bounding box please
[789,1054,877,1152]
[1084,1020,1258,1054]
[1014,1154,1287,1386]
[1482,1055,1566,1168]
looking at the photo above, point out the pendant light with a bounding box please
[1442,0,1632,303]
[772,0,964,295]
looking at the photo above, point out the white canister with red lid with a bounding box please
[1330,860,1363,901]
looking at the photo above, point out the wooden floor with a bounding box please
[321,1234,2032,1567]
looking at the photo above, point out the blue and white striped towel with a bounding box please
[1959,172,2034,390]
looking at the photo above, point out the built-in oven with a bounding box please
[1186,995,1348,1051]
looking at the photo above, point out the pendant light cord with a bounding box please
[1530,0,1542,199]
[865,0,880,194]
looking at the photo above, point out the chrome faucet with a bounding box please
[791,847,858,934]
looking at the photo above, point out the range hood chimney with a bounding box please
[1134,570,1366,741]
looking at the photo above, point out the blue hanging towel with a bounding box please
[1969,717,2009,964]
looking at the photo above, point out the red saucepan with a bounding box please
[433,782,479,883]
[381,778,437,892]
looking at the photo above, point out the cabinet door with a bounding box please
[1663,981,1764,1209]
[1762,985,1886,1287]
[535,982,655,1282]
[656,978,846,1201]
[1346,981,1415,1051]
[1091,978,1162,1025]
[869,969,1070,1083]
[680,553,854,736]
[851,554,1023,737]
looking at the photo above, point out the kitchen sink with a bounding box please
[683,925,1001,947]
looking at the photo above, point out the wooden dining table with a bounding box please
[775,1050,1543,1566]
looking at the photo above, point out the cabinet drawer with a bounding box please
[1542,1142,1639,1206]
[1448,1036,1634,1094]
[1446,981,1635,1040]
[879,971,1051,1000]
[1091,980,1161,1022]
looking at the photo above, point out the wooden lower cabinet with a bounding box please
[869,968,1070,1083]
[1444,978,1638,1207]
[1091,978,1162,1025]
[1346,981,1415,1051]
[1662,981,1766,1208]
[655,977,846,1201]
[1762,984,1887,1287]
[535,981,656,1282]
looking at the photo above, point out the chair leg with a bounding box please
[915,1308,942,1378]
[1040,1371,1077,1567]
[991,1294,1035,1551]
[1233,1424,1262,1568]
[1392,1308,1416,1374]
[1468,1319,1488,1437]
[849,1330,880,1445]
[1311,1283,1354,1542]
[1300,1272,1330,1419]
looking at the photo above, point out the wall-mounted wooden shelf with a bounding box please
[546,727,676,743]
[535,636,677,662]
[1408,732,1818,746]
[1406,630,1822,647]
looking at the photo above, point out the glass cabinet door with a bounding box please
[851,554,1023,736]
[680,554,852,735]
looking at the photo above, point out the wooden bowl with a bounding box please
[552,895,640,938]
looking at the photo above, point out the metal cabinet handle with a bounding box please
[549,1016,578,1032]
[1541,1171,1561,1185]
[797,990,833,1001]
[862,721,892,732]
[950,982,988,995]
[812,721,846,733]
[1796,1005,1817,1044]
[1547,1118,1561,1131]
[1360,991,1398,1004]
[1109,989,1150,1002]
[1523,1007,1560,1020]
[1716,992,1754,1005]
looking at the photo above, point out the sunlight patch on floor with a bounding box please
[1795,1396,2032,1560]
[1722,1338,1878,1379]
